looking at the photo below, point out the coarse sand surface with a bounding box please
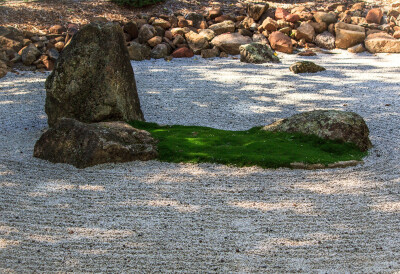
[1,51,400,272]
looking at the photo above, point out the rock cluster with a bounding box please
[1,1,400,77]
[34,23,156,168]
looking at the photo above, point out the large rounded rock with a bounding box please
[314,12,337,25]
[34,118,158,168]
[268,31,293,54]
[239,43,280,64]
[127,42,151,61]
[262,110,372,151]
[366,8,383,24]
[208,20,235,36]
[211,33,252,55]
[150,43,169,59]
[247,3,269,21]
[45,22,144,127]
[21,44,41,65]
[315,31,335,50]
[185,12,205,29]
[295,22,315,42]
[365,32,400,53]
[185,31,209,54]
[138,24,156,44]
[335,22,365,49]
[0,26,23,51]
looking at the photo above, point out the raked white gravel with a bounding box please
[1,51,400,272]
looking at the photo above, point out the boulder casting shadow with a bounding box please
[45,22,144,127]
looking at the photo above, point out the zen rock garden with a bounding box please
[31,22,372,169]
[2,1,400,272]
[1,1,400,77]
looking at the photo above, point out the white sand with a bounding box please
[1,51,400,272]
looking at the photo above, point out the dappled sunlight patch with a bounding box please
[0,182,19,188]
[294,178,378,195]
[228,200,314,214]
[119,199,201,213]
[0,225,19,234]
[78,184,105,191]
[371,201,400,213]
[248,232,339,254]
[65,227,134,240]
[0,101,16,105]
[248,105,282,114]
[28,234,58,243]
[0,238,20,249]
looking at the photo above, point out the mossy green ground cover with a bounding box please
[130,121,367,168]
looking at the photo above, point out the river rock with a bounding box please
[365,32,400,53]
[268,31,293,54]
[127,42,151,60]
[185,31,209,54]
[208,20,235,36]
[211,33,252,55]
[335,22,365,49]
[315,31,335,49]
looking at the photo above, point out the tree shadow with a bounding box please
[1,52,400,272]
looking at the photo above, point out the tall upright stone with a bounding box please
[45,22,144,127]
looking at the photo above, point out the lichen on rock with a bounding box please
[263,110,372,151]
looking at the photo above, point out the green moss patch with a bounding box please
[130,121,367,169]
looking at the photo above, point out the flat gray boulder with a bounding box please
[34,118,158,168]
[45,22,144,127]
[263,110,372,151]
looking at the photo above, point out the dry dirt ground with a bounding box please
[0,52,400,272]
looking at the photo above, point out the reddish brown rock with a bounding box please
[268,31,293,54]
[49,25,66,35]
[54,41,65,52]
[296,22,315,42]
[261,17,278,31]
[199,21,208,29]
[211,33,252,55]
[275,8,290,20]
[335,22,365,49]
[164,30,173,40]
[152,18,171,29]
[285,14,300,23]
[247,3,269,21]
[214,15,233,23]
[185,31,209,54]
[147,36,162,47]
[178,19,189,28]
[123,21,138,39]
[172,47,194,58]
[366,8,383,24]
[209,9,222,20]
[365,32,400,53]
